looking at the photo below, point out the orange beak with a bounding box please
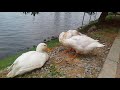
[45,48,52,52]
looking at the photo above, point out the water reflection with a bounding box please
[64,12,72,30]
[54,12,60,32]
[23,12,39,16]
[54,12,60,22]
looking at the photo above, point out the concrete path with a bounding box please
[98,30,120,78]
[116,56,120,78]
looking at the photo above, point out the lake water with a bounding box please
[0,12,101,60]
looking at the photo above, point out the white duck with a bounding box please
[62,33,105,54]
[59,30,83,53]
[59,32,66,44]
[67,30,81,36]
[7,43,49,78]
[59,30,81,46]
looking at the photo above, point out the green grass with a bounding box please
[78,20,98,33]
[46,38,60,48]
[102,28,119,33]
[0,53,20,70]
[47,64,63,78]
[88,27,119,45]
[106,15,120,21]
[0,38,60,70]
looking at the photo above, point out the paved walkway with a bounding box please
[98,29,120,78]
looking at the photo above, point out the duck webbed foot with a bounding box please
[68,53,78,59]
[70,48,76,52]
[61,48,75,54]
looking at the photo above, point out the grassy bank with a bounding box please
[0,38,60,70]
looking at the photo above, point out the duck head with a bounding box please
[36,43,50,52]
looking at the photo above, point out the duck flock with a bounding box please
[7,30,105,78]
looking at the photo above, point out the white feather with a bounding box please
[59,30,105,54]
[7,43,49,78]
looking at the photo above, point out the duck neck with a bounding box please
[36,47,45,53]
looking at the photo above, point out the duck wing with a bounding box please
[69,35,98,48]
[59,32,65,43]
[7,52,49,77]
[7,51,35,71]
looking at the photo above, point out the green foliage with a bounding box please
[78,20,98,33]
[0,53,21,70]
[85,12,96,15]
[23,12,39,16]
[48,64,63,77]
[106,15,120,21]
[46,38,60,48]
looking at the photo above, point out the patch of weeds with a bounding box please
[46,39,60,48]
[48,64,63,77]
[78,20,98,33]
[90,33,103,39]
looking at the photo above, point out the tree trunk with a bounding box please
[82,12,85,27]
[98,12,108,23]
